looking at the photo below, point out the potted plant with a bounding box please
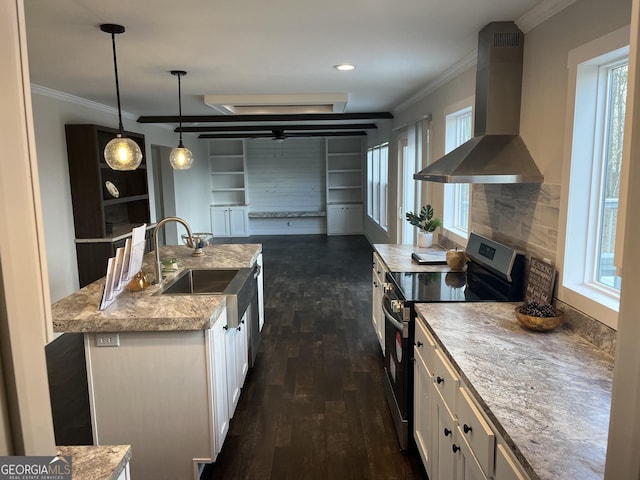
[406,205,442,247]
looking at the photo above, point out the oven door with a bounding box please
[382,291,411,450]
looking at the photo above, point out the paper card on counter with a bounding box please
[119,238,132,286]
[112,247,126,292]
[128,223,147,280]
[99,257,117,310]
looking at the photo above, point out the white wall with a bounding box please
[31,91,208,301]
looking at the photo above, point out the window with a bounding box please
[561,26,629,329]
[367,142,389,230]
[443,105,472,242]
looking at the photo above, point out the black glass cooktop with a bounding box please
[387,270,506,303]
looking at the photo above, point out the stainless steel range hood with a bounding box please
[414,21,543,184]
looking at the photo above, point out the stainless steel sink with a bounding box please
[155,267,257,328]
[157,268,240,294]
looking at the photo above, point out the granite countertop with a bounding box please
[373,243,453,272]
[52,243,262,333]
[415,302,613,480]
[56,445,131,480]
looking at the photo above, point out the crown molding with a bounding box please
[516,0,578,33]
[394,0,577,115]
[394,50,477,113]
[30,84,137,121]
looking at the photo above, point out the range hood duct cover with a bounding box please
[414,21,543,184]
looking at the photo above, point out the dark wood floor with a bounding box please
[203,235,426,480]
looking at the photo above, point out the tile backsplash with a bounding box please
[438,182,617,356]
[470,183,561,265]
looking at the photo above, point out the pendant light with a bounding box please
[100,24,143,171]
[169,70,194,170]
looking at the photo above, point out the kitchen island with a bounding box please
[415,302,613,480]
[52,243,263,480]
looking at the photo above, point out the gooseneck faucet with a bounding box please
[153,216,194,284]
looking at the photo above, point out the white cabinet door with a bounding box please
[327,204,363,235]
[434,393,456,480]
[327,205,346,234]
[225,312,249,419]
[209,310,229,456]
[414,347,434,478]
[345,203,363,233]
[229,206,248,236]
[211,207,231,237]
[210,206,248,237]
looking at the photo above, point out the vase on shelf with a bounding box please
[417,232,433,248]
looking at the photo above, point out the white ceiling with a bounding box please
[24,0,547,126]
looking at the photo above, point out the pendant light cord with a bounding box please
[177,73,184,147]
[110,31,125,134]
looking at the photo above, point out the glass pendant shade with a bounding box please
[104,134,143,171]
[170,70,194,170]
[169,145,194,170]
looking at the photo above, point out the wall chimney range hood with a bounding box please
[414,21,544,184]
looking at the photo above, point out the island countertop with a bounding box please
[56,445,132,480]
[415,302,613,480]
[52,243,261,333]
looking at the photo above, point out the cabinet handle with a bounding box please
[463,424,473,434]
[443,428,451,437]
[415,341,423,348]
[452,444,460,453]
[237,326,242,332]
[436,376,444,385]
[223,325,229,330]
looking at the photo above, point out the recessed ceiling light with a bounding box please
[334,64,356,71]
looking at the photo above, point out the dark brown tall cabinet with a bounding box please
[65,124,152,287]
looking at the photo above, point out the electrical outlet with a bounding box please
[96,333,120,347]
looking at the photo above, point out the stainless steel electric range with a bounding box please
[381,232,525,450]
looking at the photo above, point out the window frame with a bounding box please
[558,26,630,330]
[367,142,389,231]
[443,99,473,245]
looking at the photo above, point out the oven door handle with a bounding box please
[382,297,407,336]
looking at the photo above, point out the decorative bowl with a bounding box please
[181,233,213,248]
[515,305,564,332]
[446,249,467,271]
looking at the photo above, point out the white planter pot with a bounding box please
[417,232,433,248]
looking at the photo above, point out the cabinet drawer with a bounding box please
[495,444,529,480]
[456,386,495,477]
[433,349,460,410]
[414,318,436,375]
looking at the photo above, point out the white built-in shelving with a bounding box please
[326,137,364,205]
[209,139,248,207]
[326,137,364,235]
[209,139,249,236]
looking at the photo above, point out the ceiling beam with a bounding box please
[137,112,393,123]
[178,123,378,133]
[198,131,367,139]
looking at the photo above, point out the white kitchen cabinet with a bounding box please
[327,203,363,235]
[414,315,530,480]
[225,310,249,419]
[208,309,230,453]
[434,392,456,480]
[413,317,437,478]
[371,252,387,353]
[84,308,229,479]
[211,205,248,237]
